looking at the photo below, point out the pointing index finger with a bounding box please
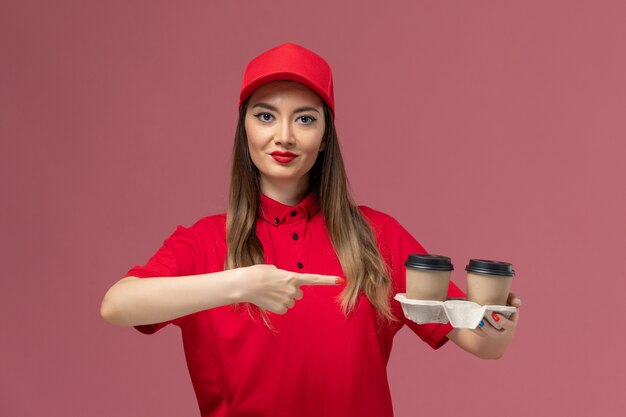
[296,273,345,286]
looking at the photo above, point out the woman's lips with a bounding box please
[270,151,297,164]
[271,154,297,163]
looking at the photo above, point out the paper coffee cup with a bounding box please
[465,259,515,306]
[405,254,453,301]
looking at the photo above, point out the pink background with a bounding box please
[2,1,625,416]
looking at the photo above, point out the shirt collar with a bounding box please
[258,192,321,226]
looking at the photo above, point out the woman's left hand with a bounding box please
[472,292,522,338]
[447,292,522,358]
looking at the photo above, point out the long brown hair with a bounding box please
[225,96,400,331]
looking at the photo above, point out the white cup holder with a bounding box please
[394,293,517,329]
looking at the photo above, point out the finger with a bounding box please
[471,323,489,338]
[294,288,304,300]
[496,312,519,330]
[480,319,504,337]
[507,292,522,308]
[270,303,289,314]
[296,273,345,286]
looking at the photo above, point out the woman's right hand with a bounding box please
[236,264,344,314]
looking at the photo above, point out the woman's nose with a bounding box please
[273,120,295,145]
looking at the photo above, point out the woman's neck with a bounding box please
[260,177,309,206]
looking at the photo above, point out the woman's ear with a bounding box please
[319,141,326,152]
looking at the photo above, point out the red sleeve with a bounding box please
[124,224,198,334]
[402,284,464,349]
[387,216,466,350]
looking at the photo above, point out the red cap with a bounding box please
[239,42,335,117]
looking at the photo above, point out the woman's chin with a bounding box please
[260,171,308,184]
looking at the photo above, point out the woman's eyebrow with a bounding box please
[252,102,320,114]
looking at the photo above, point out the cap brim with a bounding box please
[239,72,333,115]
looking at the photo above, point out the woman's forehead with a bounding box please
[248,80,323,107]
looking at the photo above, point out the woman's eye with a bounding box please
[254,113,273,122]
[298,116,316,124]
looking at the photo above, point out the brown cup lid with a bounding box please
[405,254,454,271]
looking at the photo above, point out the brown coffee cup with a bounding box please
[465,259,515,306]
[405,254,453,301]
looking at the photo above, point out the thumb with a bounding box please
[507,292,522,307]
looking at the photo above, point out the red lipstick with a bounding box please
[270,151,297,164]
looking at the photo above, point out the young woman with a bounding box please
[100,42,521,417]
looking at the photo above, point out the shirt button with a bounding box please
[274,217,280,224]
[292,233,299,240]
[297,262,303,269]
[290,210,297,217]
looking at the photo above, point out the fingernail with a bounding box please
[335,278,345,285]
[492,312,500,322]
[517,297,522,306]
[479,320,485,327]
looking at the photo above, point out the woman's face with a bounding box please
[245,80,326,195]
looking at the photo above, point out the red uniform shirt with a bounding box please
[125,192,464,417]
